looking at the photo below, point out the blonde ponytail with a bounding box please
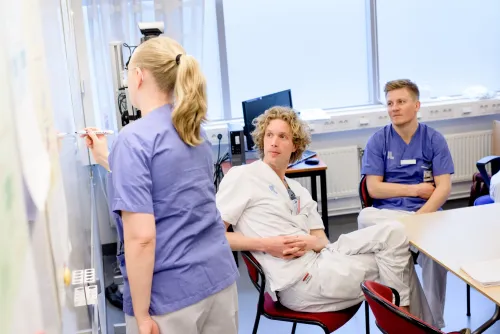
[130,37,208,146]
[172,55,207,146]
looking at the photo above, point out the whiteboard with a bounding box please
[0,16,45,334]
[3,0,106,332]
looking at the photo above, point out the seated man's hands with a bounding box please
[262,236,307,260]
[284,235,325,253]
[414,183,435,199]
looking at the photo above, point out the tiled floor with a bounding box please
[104,199,500,333]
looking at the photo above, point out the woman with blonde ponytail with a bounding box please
[83,36,238,334]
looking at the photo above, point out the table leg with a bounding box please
[320,170,329,238]
[311,175,318,202]
[472,305,500,334]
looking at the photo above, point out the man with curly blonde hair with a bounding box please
[216,106,435,325]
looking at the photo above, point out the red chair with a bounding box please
[360,174,473,316]
[361,280,470,334]
[241,251,370,334]
[468,156,500,206]
[359,175,373,209]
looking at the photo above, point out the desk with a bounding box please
[398,204,500,334]
[221,157,329,237]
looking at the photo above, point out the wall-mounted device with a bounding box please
[109,21,165,131]
[138,22,165,43]
[228,123,246,166]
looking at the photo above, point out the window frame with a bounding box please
[214,0,379,120]
[213,0,500,122]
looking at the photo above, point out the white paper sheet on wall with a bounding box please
[0,34,31,334]
[9,50,52,211]
[0,145,31,334]
[2,1,64,331]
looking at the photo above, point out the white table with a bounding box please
[399,204,500,333]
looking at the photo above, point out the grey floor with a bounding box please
[104,199,500,333]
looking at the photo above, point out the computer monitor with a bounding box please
[242,89,293,151]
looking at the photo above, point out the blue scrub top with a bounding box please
[107,104,238,316]
[361,123,454,211]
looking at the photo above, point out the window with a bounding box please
[377,0,500,101]
[202,0,224,120]
[141,0,155,22]
[79,1,500,123]
[223,0,371,118]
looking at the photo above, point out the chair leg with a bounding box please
[291,322,297,334]
[252,311,261,334]
[365,301,370,334]
[233,251,239,267]
[466,284,471,316]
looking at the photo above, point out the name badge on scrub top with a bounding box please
[292,196,301,215]
[423,170,434,183]
[400,159,416,165]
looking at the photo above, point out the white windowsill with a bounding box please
[204,96,500,145]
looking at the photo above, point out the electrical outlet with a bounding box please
[442,107,453,117]
[372,110,389,126]
[428,108,441,119]
[204,124,228,145]
[321,119,337,132]
[208,132,228,145]
[478,101,492,115]
[492,102,500,113]
[427,107,452,120]
[209,133,227,145]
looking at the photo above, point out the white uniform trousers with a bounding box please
[278,222,437,327]
[357,207,447,329]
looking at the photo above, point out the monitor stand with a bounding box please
[243,125,255,151]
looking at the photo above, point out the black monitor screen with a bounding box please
[242,89,293,150]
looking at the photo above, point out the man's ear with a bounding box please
[415,100,421,110]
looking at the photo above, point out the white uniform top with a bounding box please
[490,171,500,202]
[216,160,324,293]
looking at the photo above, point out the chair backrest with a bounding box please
[468,172,490,206]
[359,175,373,208]
[241,251,268,314]
[476,155,500,189]
[241,251,267,294]
[361,281,443,334]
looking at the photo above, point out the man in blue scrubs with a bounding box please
[358,79,454,329]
